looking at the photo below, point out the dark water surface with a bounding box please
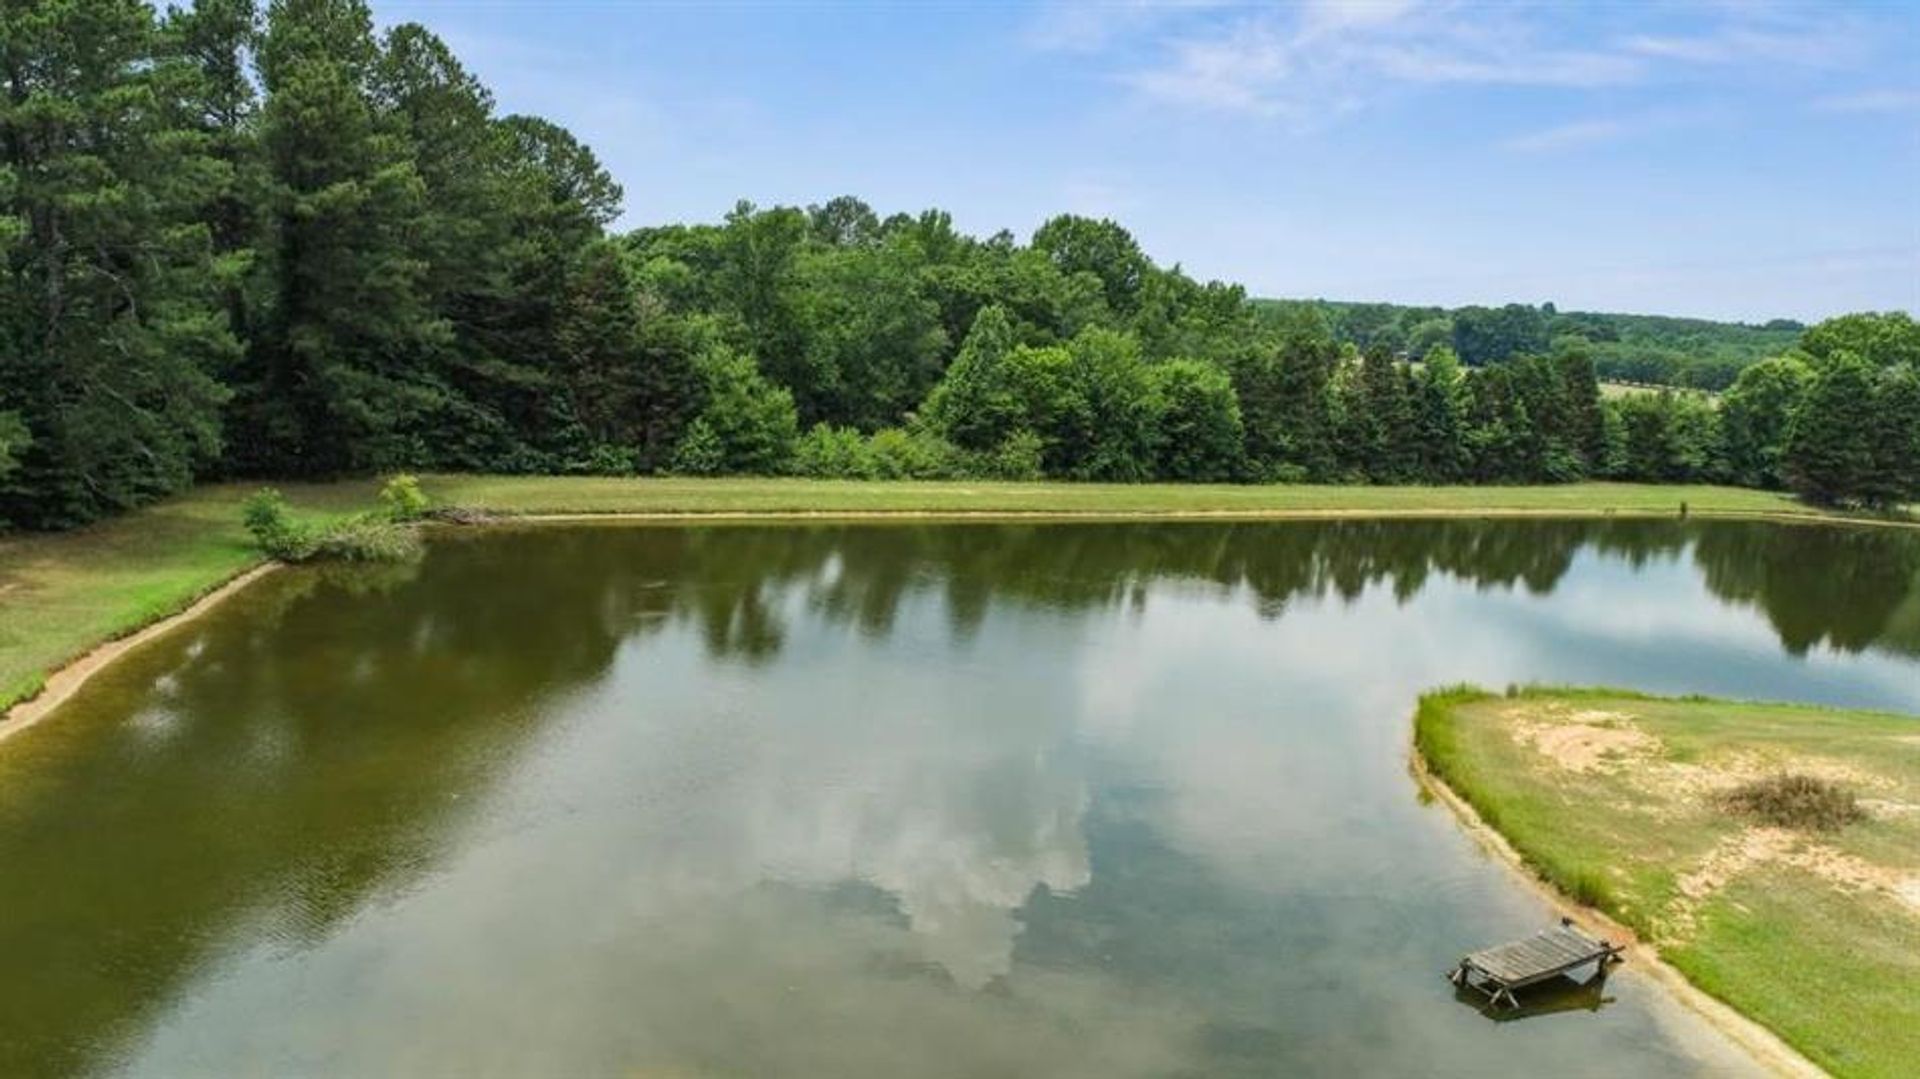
[3,519,1918,1077]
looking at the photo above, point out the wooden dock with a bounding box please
[1448,919,1624,1009]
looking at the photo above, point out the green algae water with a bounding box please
[3,519,1918,1077]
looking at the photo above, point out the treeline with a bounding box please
[2,1,1916,531]
[1257,299,1806,390]
[2,0,624,527]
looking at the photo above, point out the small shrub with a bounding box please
[242,488,421,564]
[980,430,1044,481]
[670,418,726,475]
[869,427,959,479]
[378,473,430,522]
[793,424,875,479]
[1719,773,1864,831]
[242,488,318,561]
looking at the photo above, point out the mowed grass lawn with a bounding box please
[0,474,1870,716]
[1417,686,1920,1079]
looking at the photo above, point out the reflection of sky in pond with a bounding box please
[1,522,1913,1077]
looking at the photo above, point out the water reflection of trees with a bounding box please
[0,538,693,1074]
[568,518,1918,662]
[5,517,1914,1072]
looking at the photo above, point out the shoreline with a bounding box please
[0,563,280,740]
[4,502,1913,733]
[1407,751,1826,1078]
[487,505,1915,528]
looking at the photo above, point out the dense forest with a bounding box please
[1257,300,1805,390]
[3,0,1918,531]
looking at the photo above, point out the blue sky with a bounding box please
[377,0,1920,322]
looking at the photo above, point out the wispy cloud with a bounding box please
[1501,106,1722,154]
[1811,88,1920,113]
[1116,5,1645,120]
[1502,119,1633,153]
[1039,0,1881,122]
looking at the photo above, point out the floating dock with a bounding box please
[1448,919,1624,1009]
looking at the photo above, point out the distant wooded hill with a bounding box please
[1253,300,1804,390]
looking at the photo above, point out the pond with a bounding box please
[2,519,1918,1077]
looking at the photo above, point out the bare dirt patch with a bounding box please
[1509,706,1660,773]
[1669,826,1920,933]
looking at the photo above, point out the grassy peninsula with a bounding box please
[1416,686,1920,1078]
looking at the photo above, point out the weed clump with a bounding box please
[242,483,424,564]
[1718,773,1864,831]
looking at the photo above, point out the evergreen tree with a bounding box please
[922,305,1020,452]
[230,0,446,475]
[1411,346,1468,482]
[1554,347,1606,471]
[0,0,233,527]
[161,0,262,356]
[1356,344,1414,481]
[1783,351,1879,506]
[1864,363,1920,508]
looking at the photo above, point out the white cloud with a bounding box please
[1113,3,1649,120]
[1053,0,1877,121]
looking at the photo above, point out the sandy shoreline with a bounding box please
[1408,751,1826,1078]
[0,563,280,742]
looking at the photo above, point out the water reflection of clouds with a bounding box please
[111,523,1917,1077]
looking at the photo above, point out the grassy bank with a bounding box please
[420,475,1822,518]
[0,483,370,712]
[1415,686,1920,1078]
[0,475,1887,718]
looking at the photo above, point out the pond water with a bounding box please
[3,519,1918,1077]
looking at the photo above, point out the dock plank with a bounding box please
[1451,923,1624,1007]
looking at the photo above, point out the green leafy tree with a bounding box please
[1030,214,1147,316]
[1451,304,1548,366]
[1060,329,1160,481]
[790,242,948,429]
[1719,357,1811,489]
[674,345,797,475]
[1148,360,1244,482]
[1798,312,1920,369]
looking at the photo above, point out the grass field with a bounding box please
[0,474,1887,717]
[1416,686,1920,1079]
[419,474,1813,517]
[1598,380,1719,401]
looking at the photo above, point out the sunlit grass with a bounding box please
[1417,686,1920,1078]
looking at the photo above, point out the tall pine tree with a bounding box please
[228,0,445,475]
[1,0,233,526]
